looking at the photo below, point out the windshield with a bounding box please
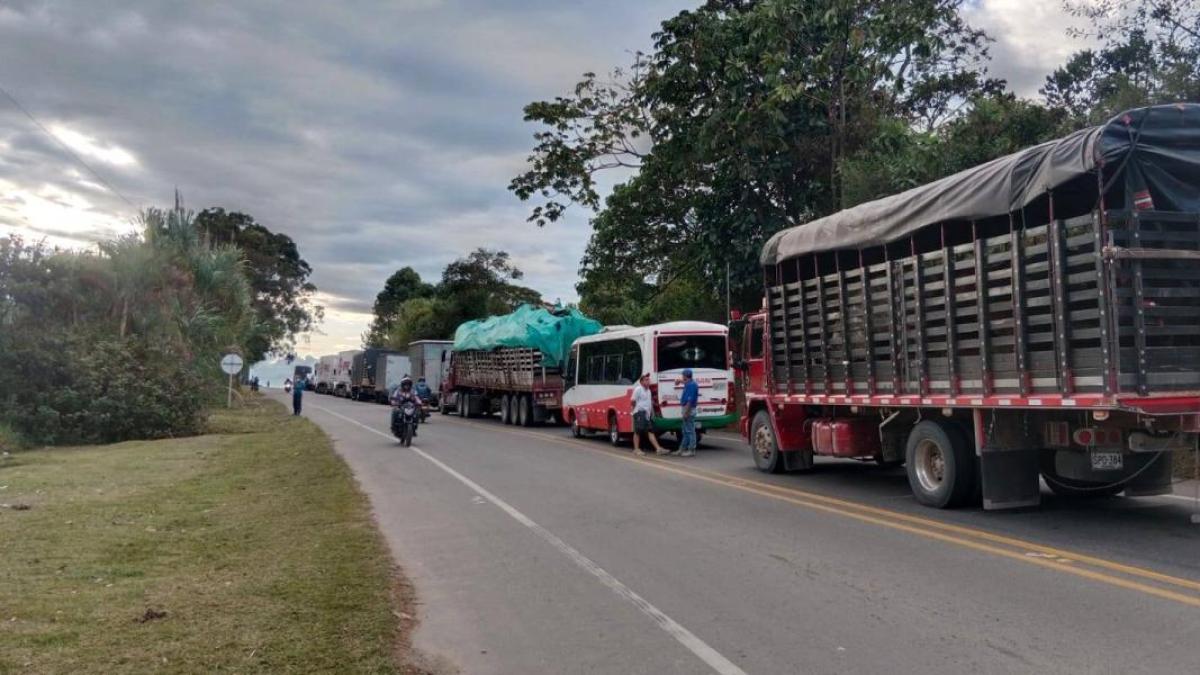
[656,335,727,372]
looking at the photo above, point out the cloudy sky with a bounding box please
[0,0,1090,356]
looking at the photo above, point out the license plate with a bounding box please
[1090,450,1124,471]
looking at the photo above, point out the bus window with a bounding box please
[620,349,641,383]
[657,335,727,372]
[603,354,622,383]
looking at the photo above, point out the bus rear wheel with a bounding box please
[608,413,622,447]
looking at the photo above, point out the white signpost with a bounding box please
[220,353,244,408]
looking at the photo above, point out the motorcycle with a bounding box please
[391,399,420,447]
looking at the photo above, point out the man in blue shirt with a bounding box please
[676,368,700,457]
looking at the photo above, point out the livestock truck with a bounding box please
[350,348,410,402]
[735,104,1200,510]
[440,305,601,425]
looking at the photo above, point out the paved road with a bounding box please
[290,392,1200,674]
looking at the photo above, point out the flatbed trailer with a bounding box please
[737,104,1200,510]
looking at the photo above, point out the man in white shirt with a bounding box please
[630,373,667,456]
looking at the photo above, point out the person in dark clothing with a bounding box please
[292,375,305,415]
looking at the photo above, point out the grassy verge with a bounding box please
[0,395,410,673]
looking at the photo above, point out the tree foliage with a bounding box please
[363,267,435,347]
[0,203,289,445]
[366,248,545,351]
[193,208,322,362]
[513,0,1000,320]
[1045,0,1200,122]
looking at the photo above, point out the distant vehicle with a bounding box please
[314,354,339,394]
[440,305,601,425]
[351,348,411,403]
[562,322,736,445]
[409,340,452,403]
[736,103,1200,511]
[292,365,313,390]
[333,350,361,397]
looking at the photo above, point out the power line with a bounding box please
[0,82,139,210]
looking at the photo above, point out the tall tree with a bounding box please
[364,267,434,347]
[512,0,999,318]
[193,208,322,362]
[1044,1,1200,123]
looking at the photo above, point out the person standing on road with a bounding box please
[292,375,305,416]
[630,373,667,457]
[676,368,699,457]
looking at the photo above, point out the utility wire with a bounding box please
[0,82,139,210]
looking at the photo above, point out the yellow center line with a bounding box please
[448,417,1200,606]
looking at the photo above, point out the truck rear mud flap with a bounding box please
[980,447,1041,510]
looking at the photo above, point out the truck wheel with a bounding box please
[750,411,784,473]
[608,413,622,447]
[438,398,449,415]
[457,394,468,418]
[520,395,535,427]
[905,420,976,508]
[500,395,512,425]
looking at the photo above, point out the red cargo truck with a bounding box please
[734,104,1200,510]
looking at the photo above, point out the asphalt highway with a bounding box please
[290,392,1200,674]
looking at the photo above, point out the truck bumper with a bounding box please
[653,413,739,432]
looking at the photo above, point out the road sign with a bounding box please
[220,353,244,375]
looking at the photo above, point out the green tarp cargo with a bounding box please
[451,305,601,368]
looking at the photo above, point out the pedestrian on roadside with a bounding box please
[675,368,699,457]
[292,375,305,416]
[630,373,667,457]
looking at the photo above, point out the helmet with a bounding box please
[682,368,693,378]
[400,377,413,390]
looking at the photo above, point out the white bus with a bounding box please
[563,321,736,444]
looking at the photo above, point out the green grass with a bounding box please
[0,396,405,674]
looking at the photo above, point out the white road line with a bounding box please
[311,404,749,675]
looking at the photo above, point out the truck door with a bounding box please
[742,316,766,394]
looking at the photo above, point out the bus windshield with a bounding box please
[656,335,727,372]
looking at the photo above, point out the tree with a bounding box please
[439,248,542,318]
[364,267,434,346]
[1044,1,1200,123]
[193,208,322,362]
[513,0,999,316]
[374,249,544,349]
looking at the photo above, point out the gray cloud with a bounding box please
[0,1,1082,353]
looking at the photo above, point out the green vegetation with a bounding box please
[0,396,406,674]
[364,247,542,349]
[0,204,318,445]
[509,0,1200,322]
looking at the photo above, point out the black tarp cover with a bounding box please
[762,103,1200,265]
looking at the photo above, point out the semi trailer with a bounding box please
[735,104,1200,510]
[350,348,409,402]
[440,305,601,425]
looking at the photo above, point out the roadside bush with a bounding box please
[0,336,209,445]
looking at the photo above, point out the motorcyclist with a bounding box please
[390,376,421,436]
[414,377,432,403]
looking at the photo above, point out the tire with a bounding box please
[519,395,535,427]
[571,414,584,438]
[905,420,976,508]
[608,413,622,447]
[750,411,785,473]
[1040,452,1125,498]
[500,395,512,425]
[457,393,467,418]
[438,398,449,415]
